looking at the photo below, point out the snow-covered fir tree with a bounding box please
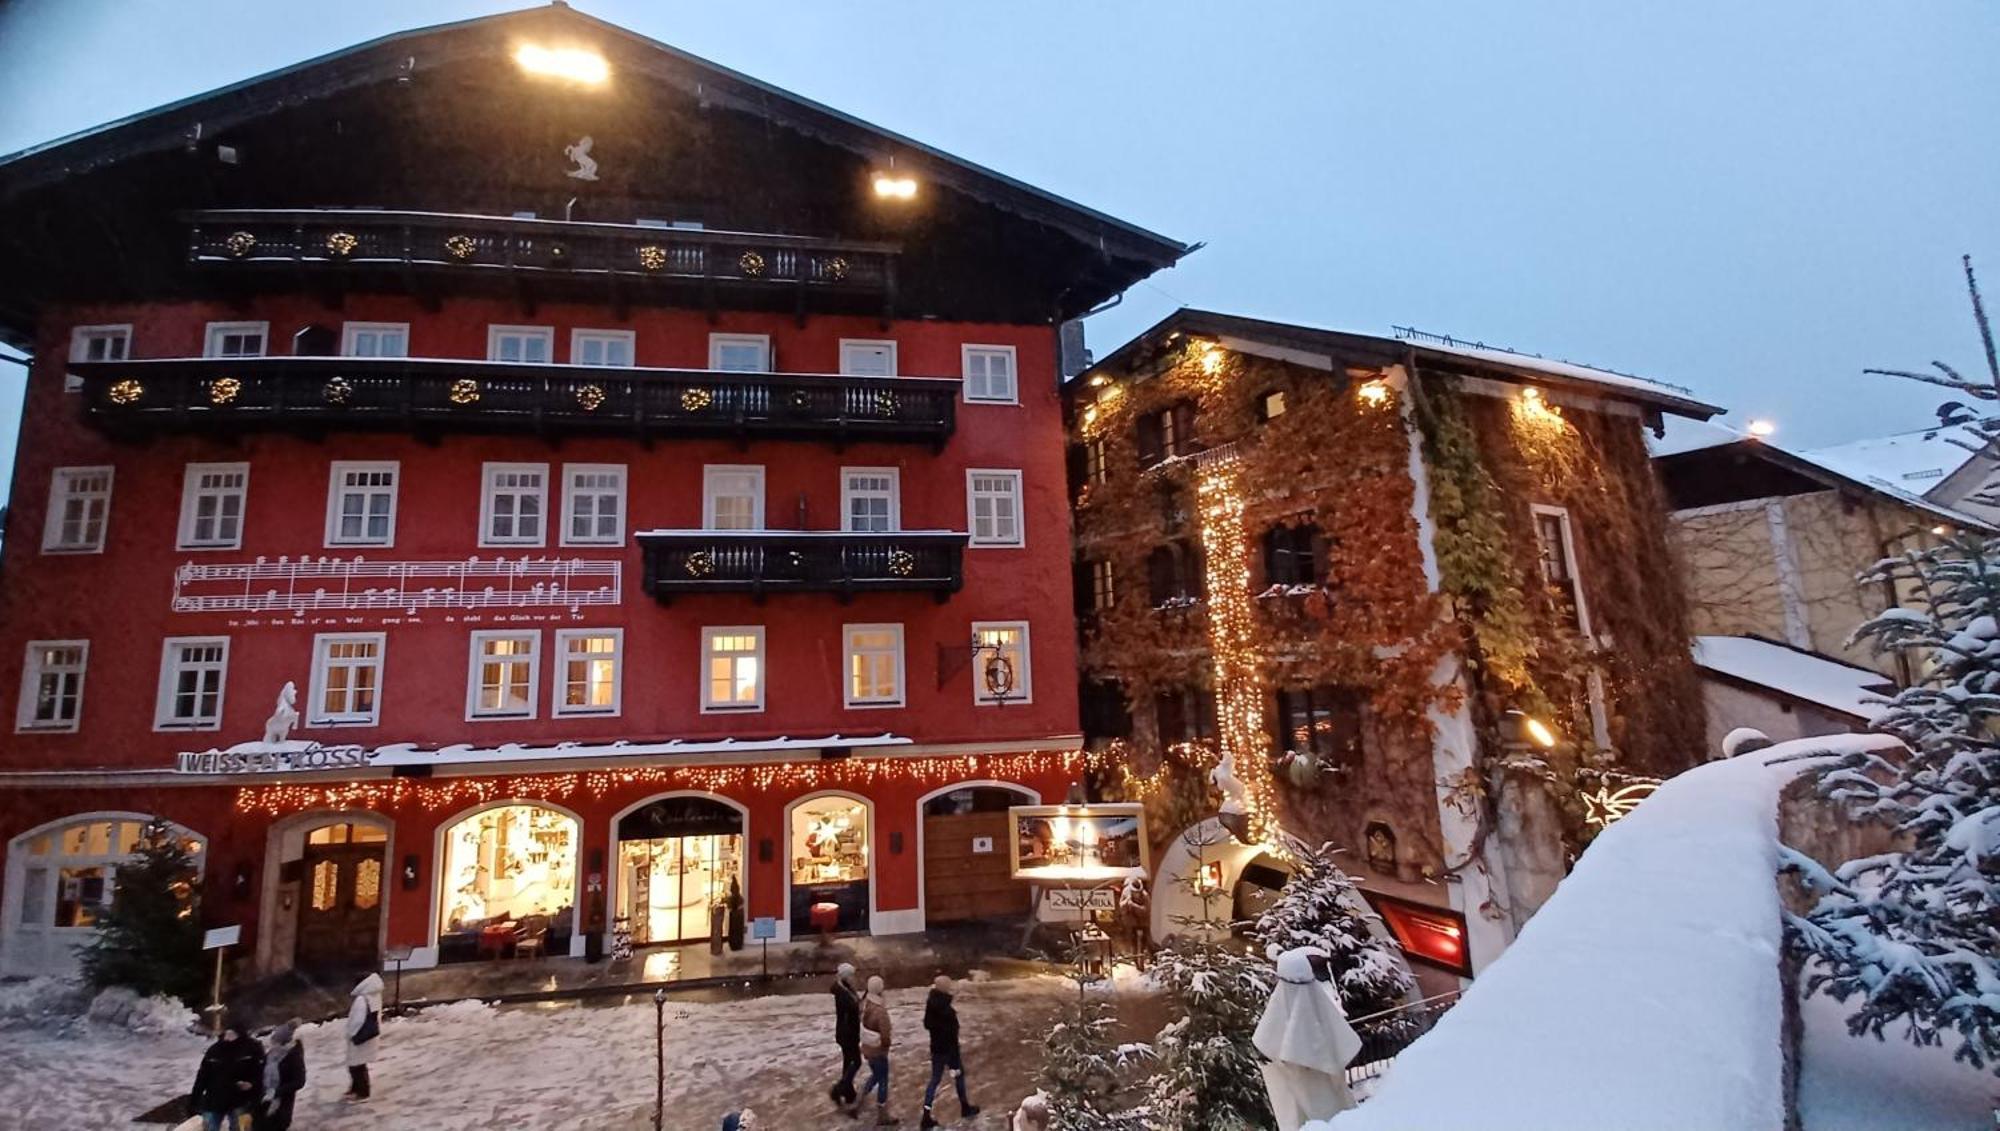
[1145,936,1277,1131]
[1035,961,1148,1131]
[80,820,205,1005]
[1252,839,1415,1026]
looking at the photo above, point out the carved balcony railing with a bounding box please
[637,531,967,602]
[186,209,897,313]
[72,357,958,446]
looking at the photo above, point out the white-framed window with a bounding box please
[324,462,399,547]
[839,339,897,377]
[480,463,549,547]
[16,640,87,733]
[1089,559,1117,612]
[488,325,554,364]
[308,633,384,726]
[203,321,268,358]
[67,325,131,393]
[41,467,113,554]
[843,623,905,708]
[341,322,409,358]
[972,621,1032,705]
[966,469,1024,547]
[155,637,229,730]
[571,328,635,368]
[11,817,204,938]
[467,631,540,720]
[703,465,765,530]
[962,344,1018,404]
[701,627,764,713]
[841,467,901,533]
[1531,503,1592,633]
[176,463,249,551]
[554,629,622,717]
[561,464,626,546]
[709,334,772,373]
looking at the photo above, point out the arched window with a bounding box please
[437,804,578,963]
[3,814,205,978]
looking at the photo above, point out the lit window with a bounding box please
[341,322,409,358]
[481,463,549,546]
[709,334,771,373]
[1259,389,1288,421]
[488,325,554,364]
[17,640,87,733]
[703,466,764,531]
[177,463,248,550]
[156,637,229,730]
[842,468,900,533]
[468,632,539,719]
[1089,560,1116,611]
[971,621,1031,705]
[702,627,764,712]
[555,630,622,716]
[20,817,201,931]
[967,470,1024,547]
[839,339,897,377]
[962,345,1018,404]
[325,462,398,546]
[844,624,904,708]
[310,634,384,726]
[203,321,267,358]
[67,325,130,393]
[571,329,635,367]
[562,464,626,546]
[1084,439,1108,485]
[41,467,113,554]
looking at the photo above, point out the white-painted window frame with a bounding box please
[487,324,555,364]
[41,466,114,554]
[466,630,541,721]
[962,344,1019,404]
[966,468,1025,547]
[324,461,400,547]
[176,462,250,551]
[1530,502,1594,636]
[702,465,766,531]
[838,338,897,377]
[202,321,268,358]
[308,632,386,727]
[971,620,1033,705]
[67,325,131,393]
[553,628,623,717]
[340,321,410,358]
[842,623,905,709]
[16,640,88,733]
[561,464,627,547]
[479,462,551,547]
[701,626,765,713]
[570,328,636,367]
[154,636,230,731]
[840,467,901,533]
[708,333,772,372]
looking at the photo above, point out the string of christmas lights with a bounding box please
[1196,457,1283,846]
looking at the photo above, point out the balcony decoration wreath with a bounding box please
[888,550,916,577]
[789,389,812,411]
[737,250,766,278]
[575,383,607,411]
[824,255,850,282]
[207,377,242,406]
[684,551,715,578]
[636,244,668,271]
[321,376,354,406]
[107,379,144,405]
[448,378,482,406]
[681,387,714,412]
[324,231,359,258]
[444,234,477,261]
[223,230,257,258]
[873,390,899,417]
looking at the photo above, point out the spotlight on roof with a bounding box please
[514,43,610,85]
[1746,419,1776,438]
[872,172,919,201]
[1504,709,1560,750]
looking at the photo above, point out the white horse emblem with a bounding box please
[564,135,600,181]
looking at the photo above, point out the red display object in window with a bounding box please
[1366,891,1473,977]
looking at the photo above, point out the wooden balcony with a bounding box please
[185,209,898,319]
[637,531,967,602]
[72,357,958,446]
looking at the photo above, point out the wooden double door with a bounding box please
[923,809,1032,925]
[296,844,385,971]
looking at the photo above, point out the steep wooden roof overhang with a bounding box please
[1654,438,2000,534]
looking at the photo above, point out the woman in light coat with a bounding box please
[343,973,384,1102]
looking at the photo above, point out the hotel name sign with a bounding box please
[175,744,378,775]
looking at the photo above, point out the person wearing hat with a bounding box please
[920,975,978,1129]
[828,963,864,1112]
[255,1019,306,1131]
[188,1023,263,1131]
[858,974,898,1126]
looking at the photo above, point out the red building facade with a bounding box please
[0,8,1183,976]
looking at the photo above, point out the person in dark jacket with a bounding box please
[255,1018,307,1131]
[189,1025,264,1131]
[828,963,864,1112]
[921,975,979,1129]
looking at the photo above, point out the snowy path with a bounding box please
[0,976,1085,1130]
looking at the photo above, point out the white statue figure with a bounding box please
[262,681,299,745]
[564,135,599,181]
[1211,749,1248,816]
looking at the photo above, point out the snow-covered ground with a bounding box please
[0,975,1088,1129]
[1797,980,1996,1131]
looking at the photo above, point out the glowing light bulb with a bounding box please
[872,173,919,200]
[1357,379,1392,407]
[1746,419,1776,438]
[514,44,611,84]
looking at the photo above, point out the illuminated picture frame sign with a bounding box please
[1008,803,1149,883]
[1364,890,1473,978]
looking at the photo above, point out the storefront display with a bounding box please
[437,804,577,963]
[615,795,745,948]
[789,797,870,933]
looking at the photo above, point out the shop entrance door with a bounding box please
[616,797,744,948]
[296,843,385,971]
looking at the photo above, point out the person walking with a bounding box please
[920,976,978,1128]
[254,1018,306,1131]
[343,972,384,1102]
[859,975,898,1126]
[188,1023,263,1131]
[828,963,864,1113]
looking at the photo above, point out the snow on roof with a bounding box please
[1404,336,1704,407]
[1692,636,1891,720]
[1648,417,1747,458]
[1801,424,1989,498]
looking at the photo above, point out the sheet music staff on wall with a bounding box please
[171,555,623,615]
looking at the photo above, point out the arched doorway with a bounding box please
[918,782,1039,927]
[786,792,872,935]
[610,794,746,948]
[296,821,389,972]
[435,802,580,963]
[2,813,206,978]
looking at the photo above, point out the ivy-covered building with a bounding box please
[1066,310,1720,975]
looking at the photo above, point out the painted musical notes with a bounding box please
[171,555,622,615]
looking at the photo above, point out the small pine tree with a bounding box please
[1145,936,1276,1131]
[1253,840,1416,1027]
[1037,961,1147,1131]
[80,820,205,1006]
